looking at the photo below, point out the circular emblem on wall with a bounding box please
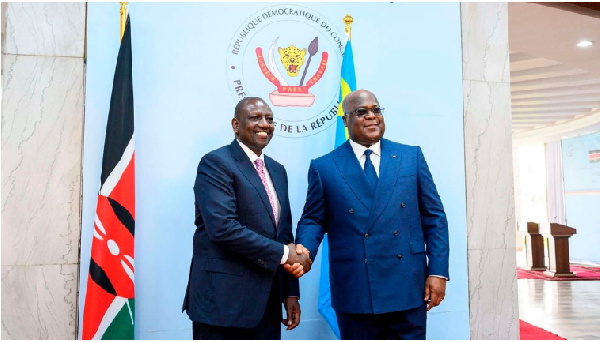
[227,4,345,138]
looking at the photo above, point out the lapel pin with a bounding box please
[392,155,397,158]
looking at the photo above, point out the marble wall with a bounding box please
[1,3,85,339]
[461,2,520,339]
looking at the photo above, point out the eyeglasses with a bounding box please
[345,107,385,117]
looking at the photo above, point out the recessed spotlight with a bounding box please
[577,40,593,48]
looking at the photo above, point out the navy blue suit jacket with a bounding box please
[183,140,299,328]
[296,139,449,315]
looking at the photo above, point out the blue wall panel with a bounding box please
[562,132,600,264]
[81,2,469,339]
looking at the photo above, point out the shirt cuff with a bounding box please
[429,274,448,280]
[280,244,289,264]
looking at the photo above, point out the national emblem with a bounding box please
[278,45,307,76]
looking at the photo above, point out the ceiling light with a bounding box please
[577,40,593,48]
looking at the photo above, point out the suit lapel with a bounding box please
[332,141,374,210]
[366,139,402,232]
[229,140,277,228]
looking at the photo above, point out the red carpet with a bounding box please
[520,320,566,340]
[517,265,600,281]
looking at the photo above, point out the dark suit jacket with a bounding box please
[183,140,299,328]
[296,139,449,315]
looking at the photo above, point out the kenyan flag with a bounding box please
[82,16,135,340]
[590,150,600,163]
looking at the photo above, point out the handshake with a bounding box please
[283,244,311,278]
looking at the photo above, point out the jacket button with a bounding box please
[364,258,368,263]
[364,233,369,238]
[349,208,354,214]
[401,202,406,208]
[393,230,398,236]
[397,254,403,260]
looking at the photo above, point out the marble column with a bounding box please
[461,2,520,339]
[1,3,85,339]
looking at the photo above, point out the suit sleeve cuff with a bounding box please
[429,274,448,280]
[280,244,289,264]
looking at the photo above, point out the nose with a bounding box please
[364,110,378,119]
[257,116,270,127]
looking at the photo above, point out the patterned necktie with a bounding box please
[254,158,278,225]
[364,149,378,192]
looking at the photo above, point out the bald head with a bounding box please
[341,89,385,147]
[342,90,379,115]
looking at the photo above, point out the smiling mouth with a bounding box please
[256,131,269,137]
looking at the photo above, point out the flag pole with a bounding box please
[82,3,135,339]
[316,13,356,340]
[120,2,128,40]
[344,14,353,41]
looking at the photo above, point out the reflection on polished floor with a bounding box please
[518,279,600,339]
[516,247,600,339]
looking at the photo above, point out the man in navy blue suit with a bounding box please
[294,89,449,339]
[183,97,312,339]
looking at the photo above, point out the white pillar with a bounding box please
[545,141,567,224]
[461,2,520,339]
[1,3,85,339]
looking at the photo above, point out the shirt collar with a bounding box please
[348,139,381,159]
[237,139,265,164]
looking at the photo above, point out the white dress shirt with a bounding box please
[349,139,381,176]
[237,140,289,264]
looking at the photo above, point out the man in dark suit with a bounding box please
[183,97,311,339]
[294,89,449,339]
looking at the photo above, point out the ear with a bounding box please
[342,115,348,127]
[278,47,284,56]
[300,48,307,57]
[231,118,239,134]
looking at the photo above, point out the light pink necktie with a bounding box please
[254,159,278,225]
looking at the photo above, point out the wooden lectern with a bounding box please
[539,222,577,278]
[518,221,546,271]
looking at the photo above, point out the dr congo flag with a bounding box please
[82,16,135,340]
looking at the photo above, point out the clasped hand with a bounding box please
[283,244,311,278]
